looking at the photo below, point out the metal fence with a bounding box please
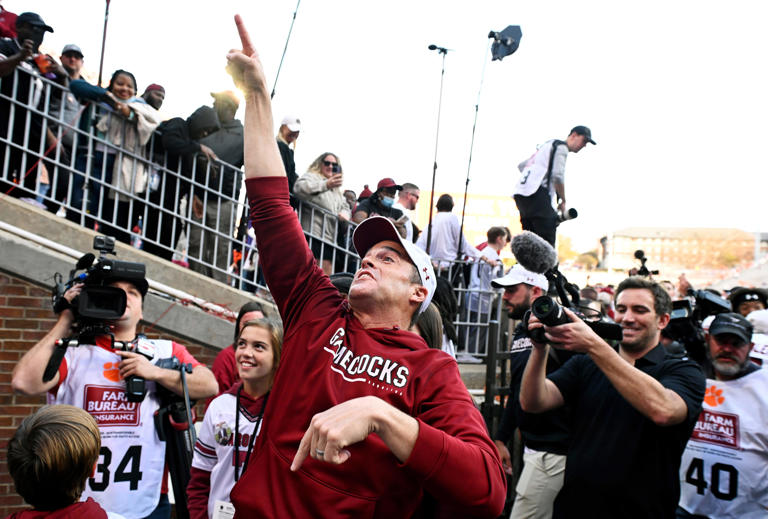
[1,66,507,361]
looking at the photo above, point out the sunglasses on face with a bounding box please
[323,160,338,167]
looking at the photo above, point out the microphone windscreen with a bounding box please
[511,231,558,274]
[76,253,96,270]
[428,44,437,50]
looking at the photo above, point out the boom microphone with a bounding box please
[511,231,558,274]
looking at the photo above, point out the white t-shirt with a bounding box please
[513,140,568,198]
[678,368,768,517]
[49,339,173,519]
[415,211,482,268]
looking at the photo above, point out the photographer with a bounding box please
[512,126,595,246]
[520,277,705,518]
[11,274,218,519]
[492,265,576,519]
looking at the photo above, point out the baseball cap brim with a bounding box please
[709,323,751,344]
[491,264,548,291]
[352,217,435,314]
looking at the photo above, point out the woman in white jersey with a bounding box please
[187,318,283,519]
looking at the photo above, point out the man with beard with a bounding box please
[520,276,706,518]
[678,313,768,517]
[491,265,574,519]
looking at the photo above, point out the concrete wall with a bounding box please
[0,196,275,516]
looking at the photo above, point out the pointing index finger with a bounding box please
[234,14,256,56]
[290,426,312,471]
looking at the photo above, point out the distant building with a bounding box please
[609,227,756,272]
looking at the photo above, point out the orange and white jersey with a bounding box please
[679,368,768,517]
[49,339,173,519]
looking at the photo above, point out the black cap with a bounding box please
[570,125,596,145]
[729,287,768,310]
[16,12,53,33]
[709,312,753,344]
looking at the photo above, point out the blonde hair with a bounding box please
[307,152,342,175]
[8,405,101,510]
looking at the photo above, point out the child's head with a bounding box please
[8,405,101,510]
[108,69,137,100]
[236,318,283,388]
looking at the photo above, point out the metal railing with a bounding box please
[1,67,507,362]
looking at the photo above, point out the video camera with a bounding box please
[663,288,731,363]
[45,236,151,401]
[51,236,146,330]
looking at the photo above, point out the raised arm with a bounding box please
[11,285,84,395]
[226,15,285,181]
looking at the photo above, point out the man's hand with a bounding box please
[116,351,162,381]
[19,40,35,61]
[538,307,605,354]
[226,15,269,97]
[325,173,343,190]
[291,397,378,470]
[480,255,499,268]
[493,440,513,476]
[199,144,218,162]
[678,273,692,297]
[290,396,418,471]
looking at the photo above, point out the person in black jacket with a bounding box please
[143,105,219,260]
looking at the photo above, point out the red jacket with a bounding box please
[5,498,107,519]
[229,177,505,518]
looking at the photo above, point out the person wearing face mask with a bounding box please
[351,177,407,238]
[294,152,352,275]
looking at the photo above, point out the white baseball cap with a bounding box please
[353,217,436,315]
[491,264,548,291]
[280,115,301,132]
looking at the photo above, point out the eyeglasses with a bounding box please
[323,161,338,167]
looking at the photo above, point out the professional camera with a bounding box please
[526,294,623,346]
[663,288,731,364]
[51,236,147,330]
[557,207,578,223]
[45,236,151,401]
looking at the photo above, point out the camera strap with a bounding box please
[544,139,565,191]
[233,384,269,482]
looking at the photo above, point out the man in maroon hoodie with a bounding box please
[225,15,505,518]
[6,405,110,519]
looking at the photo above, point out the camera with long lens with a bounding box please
[46,236,152,401]
[526,295,623,346]
[557,207,578,223]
